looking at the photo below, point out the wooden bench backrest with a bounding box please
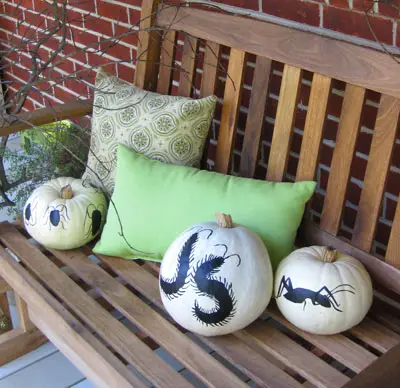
[134,1,400,294]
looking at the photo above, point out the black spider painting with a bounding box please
[24,202,37,226]
[159,228,242,327]
[43,204,70,230]
[84,204,106,238]
[276,275,356,312]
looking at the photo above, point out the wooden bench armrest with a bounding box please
[0,99,93,136]
[343,342,400,388]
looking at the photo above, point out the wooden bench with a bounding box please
[1,1,400,386]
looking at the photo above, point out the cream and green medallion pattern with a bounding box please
[82,69,217,195]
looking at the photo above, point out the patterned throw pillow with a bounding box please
[82,69,217,195]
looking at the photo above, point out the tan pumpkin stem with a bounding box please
[321,246,338,263]
[215,213,233,228]
[60,184,73,200]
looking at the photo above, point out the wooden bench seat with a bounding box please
[0,222,399,387]
[1,0,400,386]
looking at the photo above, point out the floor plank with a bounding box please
[0,342,57,380]
[0,351,84,388]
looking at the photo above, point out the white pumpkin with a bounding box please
[274,246,373,335]
[159,213,273,336]
[23,177,107,250]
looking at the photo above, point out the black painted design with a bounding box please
[84,204,106,238]
[160,232,198,300]
[192,254,237,326]
[160,231,242,327]
[44,204,70,230]
[24,202,38,227]
[276,276,355,312]
[25,203,31,221]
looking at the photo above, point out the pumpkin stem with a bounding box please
[60,184,73,200]
[215,213,233,228]
[321,246,338,263]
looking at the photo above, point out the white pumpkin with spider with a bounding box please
[23,177,107,250]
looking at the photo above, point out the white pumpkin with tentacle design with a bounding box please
[23,177,107,250]
[274,246,373,335]
[159,213,273,336]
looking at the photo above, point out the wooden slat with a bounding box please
[202,335,303,388]
[342,342,400,388]
[350,317,400,353]
[0,224,190,388]
[304,221,400,295]
[199,41,221,169]
[157,7,400,99]
[386,203,400,268]
[99,255,303,388]
[352,95,400,251]
[266,65,302,182]
[134,0,162,90]
[268,305,376,373]
[0,100,93,136]
[15,294,35,332]
[0,277,11,294]
[239,56,272,178]
[0,328,46,366]
[178,35,199,97]
[296,73,331,181]
[0,246,148,388]
[237,321,349,388]
[200,41,220,98]
[50,249,247,388]
[157,30,176,95]
[215,48,247,174]
[320,85,365,234]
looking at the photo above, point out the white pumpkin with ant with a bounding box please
[274,246,373,335]
[23,177,107,250]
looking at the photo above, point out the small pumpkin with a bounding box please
[23,177,107,250]
[159,213,273,336]
[274,246,373,335]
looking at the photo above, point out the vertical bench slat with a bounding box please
[266,65,302,182]
[215,48,247,174]
[199,41,221,169]
[352,95,400,251]
[386,204,400,268]
[179,35,199,97]
[296,73,331,181]
[157,30,176,95]
[239,56,272,178]
[200,41,221,97]
[134,0,162,90]
[320,85,366,234]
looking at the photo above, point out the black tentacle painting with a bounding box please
[160,232,199,300]
[276,275,356,312]
[160,230,242,327]
[192,254,238,326]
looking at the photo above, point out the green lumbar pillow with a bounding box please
[94,145,316,269]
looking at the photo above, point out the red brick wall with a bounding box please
[1,0,399,258]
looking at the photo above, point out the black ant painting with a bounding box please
[276,275,355,312]
[43,204,70,230]
[84,204,106,238]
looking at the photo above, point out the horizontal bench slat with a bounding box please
[0,100,93,136]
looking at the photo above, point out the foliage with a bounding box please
[1,121,89,218]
